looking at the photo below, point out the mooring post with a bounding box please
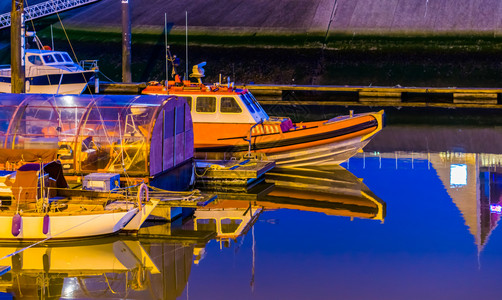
[121,0,132,83]
[11,0,25,93]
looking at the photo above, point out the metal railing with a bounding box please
[0,0,101,30]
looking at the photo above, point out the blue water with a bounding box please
[182,155,502,300]
[1,143,501,299]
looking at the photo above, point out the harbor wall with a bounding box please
[39,0,502,37]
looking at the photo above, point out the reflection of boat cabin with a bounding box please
[194,207,262,240]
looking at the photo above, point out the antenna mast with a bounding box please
[165,13,168,89]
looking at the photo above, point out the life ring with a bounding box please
[137,183,149,207]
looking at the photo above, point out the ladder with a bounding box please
[0,0,100,30]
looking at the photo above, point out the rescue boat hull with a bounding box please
[193,111,384,167]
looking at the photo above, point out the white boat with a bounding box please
[0,45,97,94]
[0,48,97,94]
[0,160,157,241]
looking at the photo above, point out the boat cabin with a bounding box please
[25,49,86,75]
[144,84,269,124]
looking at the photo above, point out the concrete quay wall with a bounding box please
[51,0,502,36]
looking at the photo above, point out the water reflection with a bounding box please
[0,237,159,299]
[4,151,502,299]
[193,165,386,245]
[349,151,502,254]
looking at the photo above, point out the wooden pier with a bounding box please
[148,191,217,222]
[241,84,502,108]
[92,82,502,108]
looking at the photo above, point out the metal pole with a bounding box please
[185,11,188,81]
[121,0,132,83]
[11,0,25,93]
[165,13,168,87]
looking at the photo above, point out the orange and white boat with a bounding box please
[142,63,385,167]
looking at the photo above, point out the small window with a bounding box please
[196,96,216,113]
[221,218,242,233]
[220,97,242,113]
[196,219,217,232]
[53,53,65,63]
[42,55,56,64]
[62,53,73,62]
[28,55,43,66]
[184,96,192,111]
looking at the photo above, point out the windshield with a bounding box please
[244,92,268,120]
[42,54,56,64]
[62,53,73,63]
[239,94,255,113]
[53,53,65,63]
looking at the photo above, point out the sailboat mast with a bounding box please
[11,0,25,93]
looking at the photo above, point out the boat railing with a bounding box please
[244,120,264,157]
[0,67,10,76]
[79,60,99,71]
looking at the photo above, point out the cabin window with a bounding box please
[220,97,242,113]
[239,95,255,113]
[221,218,242,233]
[28,55,43,66]
[243,93,261,112]
[42,55,56,64]
[184,96,192,111]
[53,53,65,63]
[196,96,216,113]
[196,219,217,232]
[62,53,73,63]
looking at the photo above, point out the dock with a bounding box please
[242,84,502,108]
[194,159,276,192]
[93,82,502,108]
[147,191,217,222]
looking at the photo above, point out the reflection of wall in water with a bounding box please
[430,152,502,253]
[352,151,502,252]
[143,242,195,300]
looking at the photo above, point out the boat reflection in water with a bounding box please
[0,237,159,299]
[194,164,386,246]
[0,164,387,299]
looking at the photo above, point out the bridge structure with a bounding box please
[0,0,100,30]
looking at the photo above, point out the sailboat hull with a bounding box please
[0,209,137,241]
[0,70,95,94]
